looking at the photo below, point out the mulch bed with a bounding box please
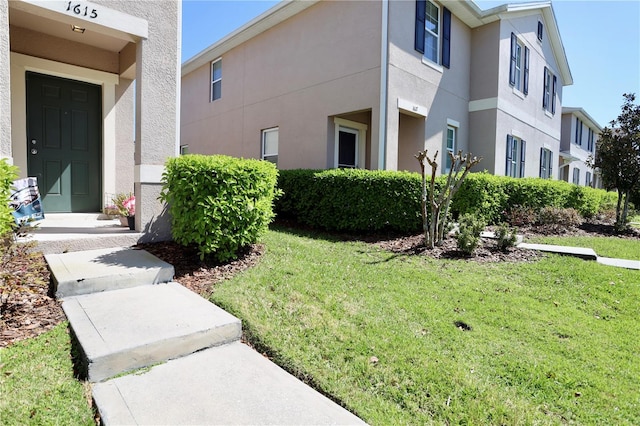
[1,220,637,347]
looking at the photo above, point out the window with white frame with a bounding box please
[537,21,544,42]
[210,59,222,102]
[586,171,592,187]
[509,34,529,94]
[414,1,451,68]
[539,148,553,179]
[261,127,279,165]
[587,128,595,152]
[542,67,557,114]
[506,135,526,178]
[572,167,580,185]
[180,145,189,155]
[334,118,367,169]
[575,117,583,146]
[444,125,456,174]
[424,1,440,63]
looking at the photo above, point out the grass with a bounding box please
[0,323,95,425]
[526,235,640,260]
[210,227,640,425]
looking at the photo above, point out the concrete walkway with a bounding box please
[48,247,366,425]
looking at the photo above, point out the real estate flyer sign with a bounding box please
[10,177,45,224]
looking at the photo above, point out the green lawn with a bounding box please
[526,235,640,260]
[0,323,95,425]
[211,227,640,425]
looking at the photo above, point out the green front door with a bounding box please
[26,72,102,213]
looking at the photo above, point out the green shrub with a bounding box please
[455,214,486,255]
[0,159,19,237]
[160,155,280,262]
[451,172,508,224]
[495,223,518,252]
[565,186,600,218]
[276,169,422,233]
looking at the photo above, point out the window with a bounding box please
[210,59,222,101]
[334,118,367,169]
[444,125,456,173]
[587,128,595,152]
[537,21,544,41]
[506,135,526,178]
[180,145,189,155]
[261,128,278,165]
[415,1,451,68]
[539,148,553,179]
[572,167,580,185]
[509,33,529,94]
[575,117,583,146]
[586,171,592,187]
[542,67,557,113]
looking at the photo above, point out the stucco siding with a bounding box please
[0,1,10,159]
[181,1,382,169]
[470,21,499,101]
[469,109,498,173]
[386,0,471,172]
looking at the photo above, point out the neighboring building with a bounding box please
[1,0,181,239]
[559,107,602,187]
[181,0,572,178]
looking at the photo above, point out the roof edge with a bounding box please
[182,1,319,75]
[562,107,604,131]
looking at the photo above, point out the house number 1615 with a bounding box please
[66,2,98,19]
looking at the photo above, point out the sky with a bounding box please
[181,0,640,128]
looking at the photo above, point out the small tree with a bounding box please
[415,149,481,248]
[588,93,640,230]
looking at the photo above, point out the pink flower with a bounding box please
[122,195,135,216]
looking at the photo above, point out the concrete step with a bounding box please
[93,341,366,425]
[46,247,174,298]
[516,242,598,260]
[597,256,640,270]
[62,282,242,382]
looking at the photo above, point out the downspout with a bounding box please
[378,0,389,170]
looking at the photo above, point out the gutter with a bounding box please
[378,0,389,170]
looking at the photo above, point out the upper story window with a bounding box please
[509,33,529,95]
[539,148,553,179]
[415,1,451,69]
[575,117,583,146]
[542,67,557,114]
[506,135,526,178]
[210,59,222,102]
[261,127,279,166]
[587,128,595,152]
[537,21,544,42]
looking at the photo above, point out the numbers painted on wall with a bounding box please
[65,2,98,19]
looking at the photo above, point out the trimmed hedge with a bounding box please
[276,169,422,233]
[0,159,18,236]
[276,169,617,231]
[160,154,279,261]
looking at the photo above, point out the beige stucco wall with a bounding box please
[469,12,564,177]
[10,25,119,74]
[0,1,11,160]
[386,0,471,173]
[470,22,499,101]
[181,1,382,170]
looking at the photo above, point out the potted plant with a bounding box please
[112,193,136,230]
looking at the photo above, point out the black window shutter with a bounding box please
[543,67,549,109]
[520,140,526,178]
[539,147,544,177]
[537,21,543,41]
[415,0,426,54]
[523,46,530,95]
[509,33,517,86]
[442,7,451,68]
[551,75,557,114]
[506,135,513,176]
